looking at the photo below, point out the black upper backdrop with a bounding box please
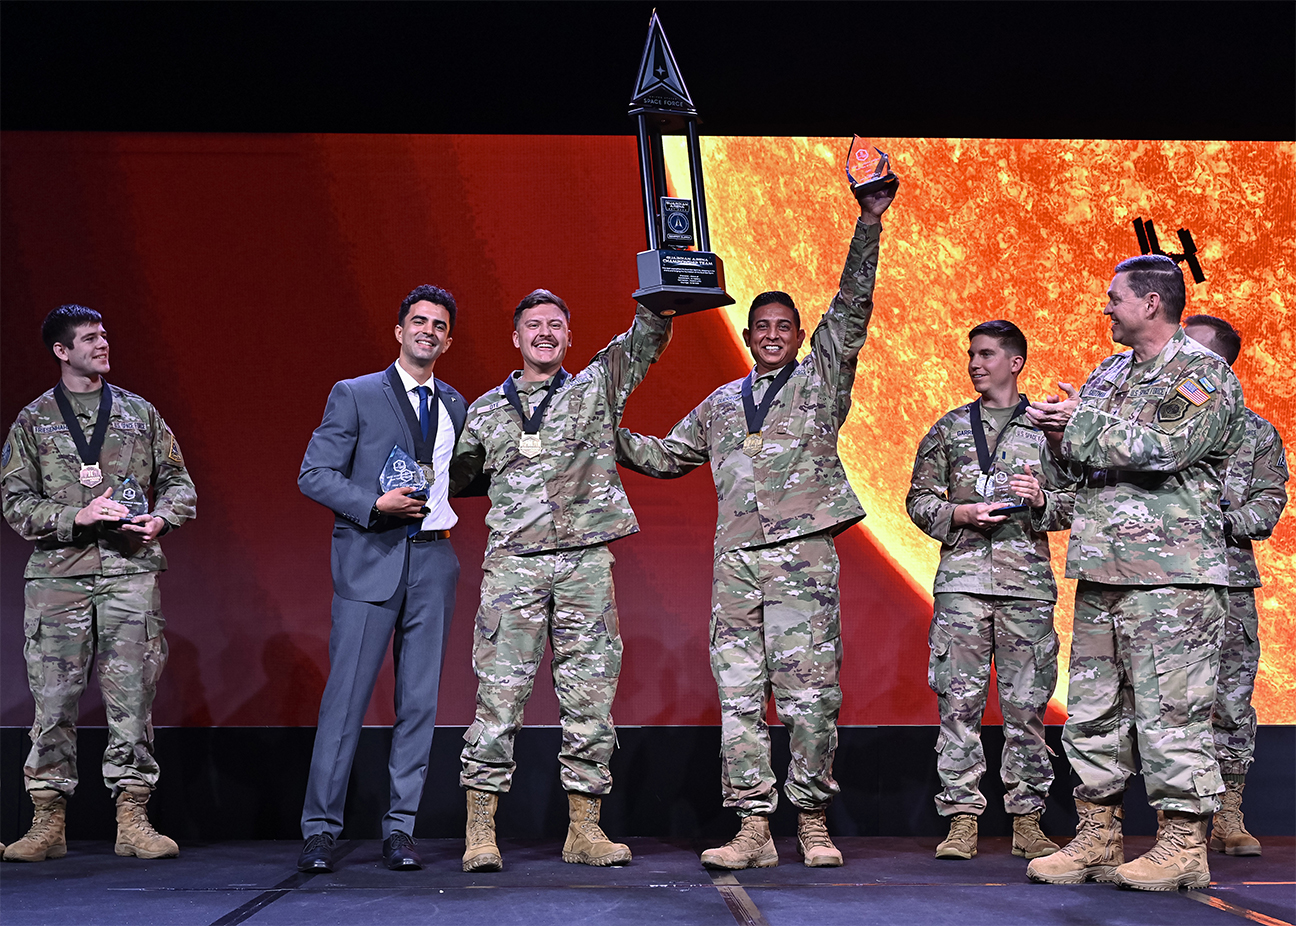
[2,2,1292,140]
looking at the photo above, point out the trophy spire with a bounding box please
[629,10,696,123]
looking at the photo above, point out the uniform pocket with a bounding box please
[1029,630,1060,704]
[928,623,954,695]
[1152,638,1216,728]
[463,720,484,745]
[476,603,502,640]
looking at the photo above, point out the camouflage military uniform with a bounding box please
[907,398,1076,816]
[1058,328,1245,815]
[1,384,197,796]
[1213,409,1288,775]
[451,306,671,795]
[617,219,881,815]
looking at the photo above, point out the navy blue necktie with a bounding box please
[416,385,431,441]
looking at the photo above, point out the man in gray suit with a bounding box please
[296,284,468,872]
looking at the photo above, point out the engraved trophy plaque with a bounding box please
[628,11,735,317]
[116,474,150,522]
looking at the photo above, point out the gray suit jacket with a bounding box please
[299,364,467,603]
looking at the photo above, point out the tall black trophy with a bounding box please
[628,12,734,317]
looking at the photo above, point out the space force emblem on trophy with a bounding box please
[628,11,735,317]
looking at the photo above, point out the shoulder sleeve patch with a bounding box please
[1157,395,1189,423]
[167,434,184,465]
[1,437,12,475]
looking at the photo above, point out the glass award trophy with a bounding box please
[116,475,150,522]
[988,451,1029,514]
[380,445,429,502]
[845,136,900,195]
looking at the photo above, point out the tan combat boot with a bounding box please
[563,793,632,866]
[1026,800,1123,883]
[115,786,179,858]
[462,789,503,872]
[797,809,843,867]
[1113,810,1210,891]
[701,813,779,869]
[1012,810,1060,859]
[1210,778,1261,856]
[935,813,978,859]
[3,789,67,862]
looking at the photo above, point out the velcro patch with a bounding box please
[1157,396,1190,423]
[1176,378,1212,406]
[168,435,184,465]
[1,438,12,475]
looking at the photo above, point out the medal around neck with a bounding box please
[518,434,543,458]
[116,475,150,521]
[845,136,900,195]
[79,464,104,488]
[380,445,429,501]
[742,433,763,457]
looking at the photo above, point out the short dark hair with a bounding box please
[1183,313,1241,365]
[513,289,570,327]
[747,291,800,331]
[1113,254,1186,323]
[968,319,1028,361]
[41,304,103,357]
[399,284,458,331]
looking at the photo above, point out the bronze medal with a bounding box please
[519,434,542,458]
[742,432,762,457]
[79,463,103,488]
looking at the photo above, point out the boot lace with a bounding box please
[575,798,612,842]
[799,812,834,850]
[23,806,62,843]
[467,793,496,845]
[723,817,769,853]
[946,815,977,843]
[1141,817,1192,865]
[303,833,334,853]
[1015,811,1048,842]
[1215,788,1244,835]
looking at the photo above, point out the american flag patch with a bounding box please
[1176,378,1211,406]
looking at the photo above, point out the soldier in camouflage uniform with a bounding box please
[1024,255,1246,891]
[449,289,671,871]
[2,305,196,863]
[907,320,1075,861]
[616,185,895,869]
[1183,315,1289,857]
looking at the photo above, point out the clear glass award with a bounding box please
[117,475,150,521]
[989,451,1028,513]
[380,445,429,501]
[845,136,900,195]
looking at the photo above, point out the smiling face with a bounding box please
[513,303,571,379]
[966,333,1022,400]
[53,323,111,382]
[1103,272,1155,348]
[395,300,453,374]
[744,303,805,375]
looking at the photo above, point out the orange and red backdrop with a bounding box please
[2,132,1291,731]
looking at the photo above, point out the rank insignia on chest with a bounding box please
[1175,378,1212,406]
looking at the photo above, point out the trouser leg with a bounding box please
[1063,583,1136,805]
[1115,584,1225,815]
[386,538,458,838]
[460,551,551,793]
[22,577,96,795]
[301,562,404,839]
[548,545,621,795]
[992,596,1058,815]
[712,548,777,815]
[1211,589,1259,777]
[761,534,842,813]
[94,573,167,795]
[929,592,993,816]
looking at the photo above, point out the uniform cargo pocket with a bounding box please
[476,604,502,640]
[928,623,953,696]
[1152,639,1216,728]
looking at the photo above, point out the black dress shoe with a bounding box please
[383,831,423,871]
[298,833,336,872]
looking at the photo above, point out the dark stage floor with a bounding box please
[1,837,1292,926]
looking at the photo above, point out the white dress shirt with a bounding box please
[393,362,458,531]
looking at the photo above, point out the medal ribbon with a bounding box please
[53,382,113,467]
[741,360,798,437]
[503,369,569,434]
[970,395,1029,475]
